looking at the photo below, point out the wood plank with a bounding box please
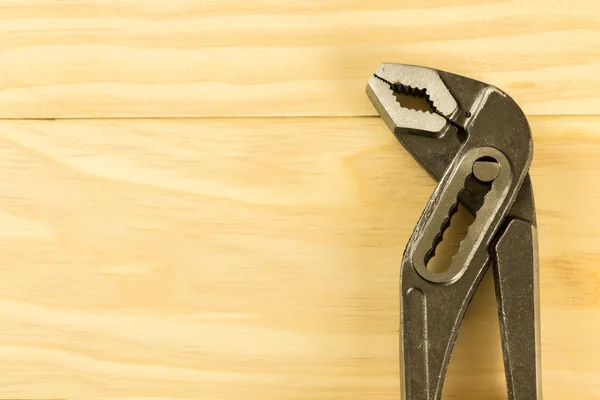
[0,0,599,118]
[0,116,598,399]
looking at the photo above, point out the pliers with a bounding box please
[366,64,541,399]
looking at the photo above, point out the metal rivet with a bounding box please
[473,160,501,182]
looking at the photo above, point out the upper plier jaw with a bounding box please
[366,63,461,138]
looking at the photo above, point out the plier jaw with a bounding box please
[367,63,491,182]
[367,63,541,399]
[366,63,459,138]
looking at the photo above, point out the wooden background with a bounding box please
[0,1,599,399]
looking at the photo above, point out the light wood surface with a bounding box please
[0,0,599,118]
[1,117,599,399]
[1,1,599,399]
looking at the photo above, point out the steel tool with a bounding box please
[366,63,541,400]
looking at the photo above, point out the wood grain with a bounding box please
[0,116,598,399]
[0,0,599,118]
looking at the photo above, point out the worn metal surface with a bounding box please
[366,64,541,399]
